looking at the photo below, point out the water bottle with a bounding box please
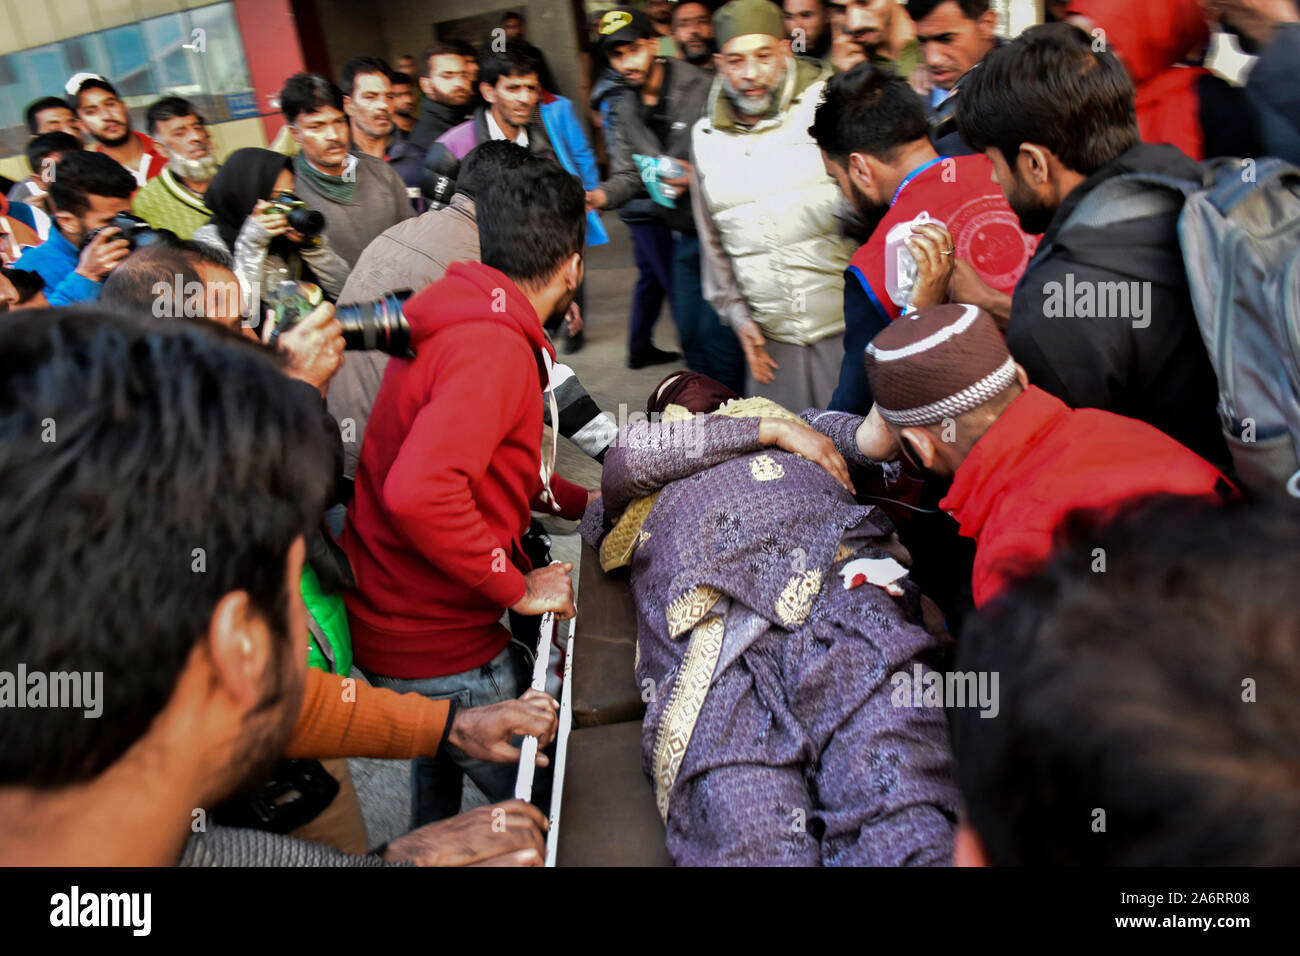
[656,155,684,200]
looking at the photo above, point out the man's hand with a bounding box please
[511,562,576,619]
[274,302,345,394]
[906,222,957,310]
[949,258,1013,330]
[74,227,131,281]
[250,199,291,238]
[381,800,547,866]
[585,188,607,212]
[758,418,854,493]
[735,319,778,385]
[659,158,693,193]
[855,404,901,462]
[446,688,559,764]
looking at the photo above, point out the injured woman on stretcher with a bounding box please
[579,373,962,866]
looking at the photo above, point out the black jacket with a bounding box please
[596,58,711,231]
[408,99,469,154]
[1007,142,1230,472]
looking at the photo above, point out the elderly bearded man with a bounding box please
[132,97,221,239]
[691,0,856,411]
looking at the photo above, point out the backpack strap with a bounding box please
[1199,156,1300,215]
[1061,172,1198,233]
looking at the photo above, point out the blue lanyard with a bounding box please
[890,157,945,208]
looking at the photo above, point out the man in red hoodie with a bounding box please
[344,147,589,823]
[858,303,1233,607]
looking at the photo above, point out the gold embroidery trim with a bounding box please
[652,615,725,823]
[665,584,723,638]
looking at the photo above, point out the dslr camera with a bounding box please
[262,281,415,357]
[266,192,326,240]
[84,212,165,251]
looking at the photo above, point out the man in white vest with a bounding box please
[690,0,855,410]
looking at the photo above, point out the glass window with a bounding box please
[0,3,254,162]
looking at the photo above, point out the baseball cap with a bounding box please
[597,7,655,51]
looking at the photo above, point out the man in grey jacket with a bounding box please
[329,141,619,483]
[279,73,414,269]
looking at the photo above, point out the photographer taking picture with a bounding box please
[194,147,349,323]
[11,150,136,306]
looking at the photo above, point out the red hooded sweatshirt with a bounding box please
[1069,0,1211,160]
[343,261,587,679]
[941,386,1230,607]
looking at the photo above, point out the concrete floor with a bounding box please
[350,218,685,846]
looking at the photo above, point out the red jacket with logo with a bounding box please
[343,261,587,678]
[831,153,1038,412]
[941,386,1230,606]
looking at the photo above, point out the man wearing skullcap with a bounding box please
[860,303,1233,606]
[691,0,856,410]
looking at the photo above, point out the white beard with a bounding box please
[721,65,786,119]
[167,150,219,184]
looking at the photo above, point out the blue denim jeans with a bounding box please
[362,640,541,827]
[628,220,676,355]
[672,232,745,395]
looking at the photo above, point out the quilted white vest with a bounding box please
[692,60,853,345]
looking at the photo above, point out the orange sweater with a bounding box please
[285,667,453,760]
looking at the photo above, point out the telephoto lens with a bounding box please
[335,290,414,356]
[286,205,326,239]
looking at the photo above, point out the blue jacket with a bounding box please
[13,228,101,306]
[539,93,609,246]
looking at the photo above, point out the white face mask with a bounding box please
[167,150,219,184]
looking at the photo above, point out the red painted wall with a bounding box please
[233,0,312,143]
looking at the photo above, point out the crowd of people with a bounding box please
[0,0,1298,868]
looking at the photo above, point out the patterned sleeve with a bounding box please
[545,362,618,462]
[601,415,764,521]
[799,408,896,489]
